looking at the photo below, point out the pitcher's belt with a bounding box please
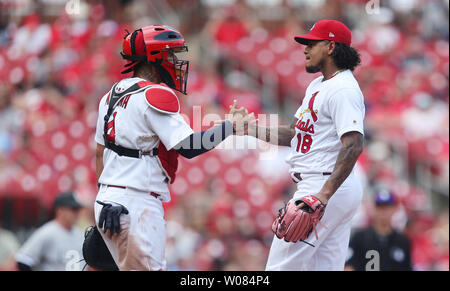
[291,172,332,183]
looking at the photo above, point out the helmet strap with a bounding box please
[130,29,141,55]
[120,52,147,62]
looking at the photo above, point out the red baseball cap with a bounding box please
[294,20,352,46]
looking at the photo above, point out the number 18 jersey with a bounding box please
[286,70,365,175]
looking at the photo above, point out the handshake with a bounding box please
[215,100,258,136]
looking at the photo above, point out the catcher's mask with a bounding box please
[120,25,189,95]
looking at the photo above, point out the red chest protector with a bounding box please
[144,83,181,184]
[156,143,178,184]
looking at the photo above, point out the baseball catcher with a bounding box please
[84,25,254,271]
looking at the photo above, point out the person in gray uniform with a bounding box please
[15,192,85,271]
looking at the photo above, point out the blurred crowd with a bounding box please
[0,0,448,271]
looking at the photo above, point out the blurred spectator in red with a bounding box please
[209,4,250,45]
[10,14,51,57]
[405,210,449,271]
[401,92,448,141]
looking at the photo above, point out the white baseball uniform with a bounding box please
[266,69,365,271]
[15,221,84,271]
[94,77,193,270]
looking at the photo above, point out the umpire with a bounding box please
[15,192,85,271]
[345,190,413,271]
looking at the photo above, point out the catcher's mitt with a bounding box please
[82,225,119,271]
[272,195,327,245]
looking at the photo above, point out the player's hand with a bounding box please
[96,200,129,238]
[224,100,256,136]
[246,118,259,137]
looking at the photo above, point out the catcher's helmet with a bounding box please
[120,25,189,95]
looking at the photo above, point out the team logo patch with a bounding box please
[308,92,319,122]
[329,32,335,38]
[296,118,315,134]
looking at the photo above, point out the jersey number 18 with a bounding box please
[295,133,312,154]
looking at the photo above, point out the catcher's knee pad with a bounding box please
[82,225,119,271]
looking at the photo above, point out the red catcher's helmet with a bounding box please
[121,25,190,95]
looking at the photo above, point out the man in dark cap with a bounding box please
[345,190,413,271]
[15,192,85,271]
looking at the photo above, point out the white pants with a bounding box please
[94,185,167,271]
[265,172,363,271]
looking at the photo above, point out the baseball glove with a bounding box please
[82,225,119,271]
[272,195,327,245]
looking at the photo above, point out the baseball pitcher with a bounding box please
[248,20,365,270]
